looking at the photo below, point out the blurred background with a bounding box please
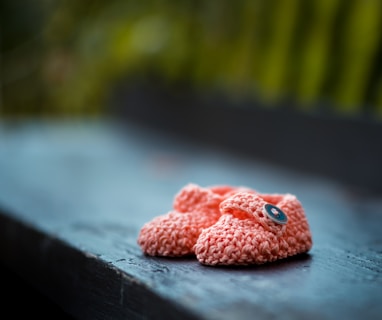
[1,0,381,118]
[1,0,382,193]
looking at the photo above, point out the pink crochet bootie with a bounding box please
[194,192,313,266]
[137,183,255,257]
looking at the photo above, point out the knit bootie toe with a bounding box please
[194,192,313,266]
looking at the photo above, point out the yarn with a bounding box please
[137,184,312,266]
[137,183,255,256]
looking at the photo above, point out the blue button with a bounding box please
[263,204,288,225]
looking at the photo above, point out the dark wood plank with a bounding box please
[0,119,381,320]
[0,262,75,319]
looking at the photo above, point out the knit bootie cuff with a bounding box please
[219,192,302,236]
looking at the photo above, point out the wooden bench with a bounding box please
[0,118,381,319]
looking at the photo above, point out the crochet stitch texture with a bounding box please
[137,183,255,256]
[137,183,312,266]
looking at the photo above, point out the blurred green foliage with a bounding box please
[1,0,381,118]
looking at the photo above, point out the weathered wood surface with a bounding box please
[0,119,381,320]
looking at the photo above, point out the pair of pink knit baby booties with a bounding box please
[137,183,312,266]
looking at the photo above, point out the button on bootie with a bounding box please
[137,183,256,257]
[194,192,313,266]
